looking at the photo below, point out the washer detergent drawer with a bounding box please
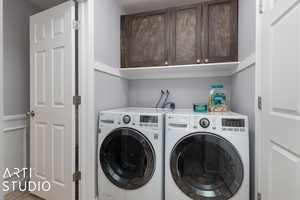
[166,116,189,130]
[99,114,115,126]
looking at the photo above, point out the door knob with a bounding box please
[26,111,35,118]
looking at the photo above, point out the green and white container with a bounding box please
[208,85,228,112]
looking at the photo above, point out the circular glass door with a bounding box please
[100,128,155,190]
[170,133,243,200]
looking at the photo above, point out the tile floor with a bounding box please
[5,191,43,200]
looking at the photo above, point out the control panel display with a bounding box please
[222,119,245,127]
[140,115,158,123]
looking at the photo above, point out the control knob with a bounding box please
[123,115,131,124]
[199,118,210,128]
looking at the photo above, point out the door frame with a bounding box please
[56,0,96,199]
[255,0,263,199]
[54,0,97,199]
[78,0,97,199]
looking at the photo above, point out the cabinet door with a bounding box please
[122,10,170,68]
[170,5,202,65]
[202,0,238,63]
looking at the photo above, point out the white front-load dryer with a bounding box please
[165,111,249,200]
[98,108,164,200]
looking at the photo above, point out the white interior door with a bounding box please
[30,1,75,200]
[261,0,300,200]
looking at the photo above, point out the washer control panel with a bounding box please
[99,109,164,133]
[189,114,248,133]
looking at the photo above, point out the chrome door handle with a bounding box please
[26,111,35,118]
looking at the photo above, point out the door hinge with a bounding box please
[259,0,264,14]
[73,171,81,182]
[73,20,80,30]
[258,96,262,111]
[257,193,262,200]
[73,96,81,106]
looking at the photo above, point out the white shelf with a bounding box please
[119,62,240,79]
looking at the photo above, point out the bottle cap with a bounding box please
[211,85,224,88]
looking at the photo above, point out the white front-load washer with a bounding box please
[98,108,164,200]
[165,110,249,200]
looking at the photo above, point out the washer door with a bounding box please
[100,128,155,190]
[170,133,244,200]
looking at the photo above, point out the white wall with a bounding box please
[93,0,127,110]
[95,72,128,111]
[3,0,40,115]
[128,77,232,108]
[93,0,127,107]
[231,65,255,200]
[238,0,256,61]
[94,0,123,68]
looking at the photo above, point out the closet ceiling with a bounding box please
[27,0,67,9]
[121,0,205,14]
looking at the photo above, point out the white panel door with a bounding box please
[261,0,300,200]
[30,1,75,200]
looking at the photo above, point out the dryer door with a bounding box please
[170,132,244,200]
[100,128,156,190]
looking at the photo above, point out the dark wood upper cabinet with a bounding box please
[202,0,238,63]
[121,10,170,68]
[121,0,238,68]
[170,5,202,65]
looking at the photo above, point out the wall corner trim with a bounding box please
[94,61,122,78]
[234,53,256,74]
